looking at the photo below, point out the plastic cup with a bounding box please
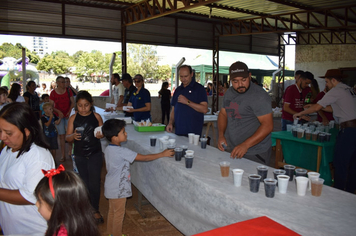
[168,139,176,146]
[311,178,324,197]
[193,134,200,145]
[149,136,157,147]
[325,133,331,142]
[188,133,194,144]
[284,165,296,181]
[264,178,277,198]
[295,168,308,177]
[232,169,244,187]
[200,138,208,149]
[180,145,188,156]
[286,124,293,132]
[273,169,286,180]
[219,162,230,177]
[297,128,304,139]
[305,130,311,140]
[167,144,175,150]
[318,133,326,142]
[312,132,319,141]
[161,140,169,150]
[277,175,290,194]
[185,150,194,157]
[307,172,320,190]
[159,138,165,149]
[174,147,183,161]
[292,128,298,137]
[185,155,194,168]
[248,174,261,193]
[296,176,309,196]
[257,165,268,182]
[76,127,84,140]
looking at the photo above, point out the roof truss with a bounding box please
[123,0,221,26]
[215,5,356,37]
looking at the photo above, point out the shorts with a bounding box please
[55,118,68,135]
[46,136,58,150]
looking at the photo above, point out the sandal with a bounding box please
[94,211,104,224]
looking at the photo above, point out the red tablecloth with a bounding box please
[193,216,300,236]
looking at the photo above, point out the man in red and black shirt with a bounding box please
[281,72,312,130]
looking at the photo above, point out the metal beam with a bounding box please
[296,31,356,45]
[277,34,285,107]
[123,0,221,26]
[216,5,356,37]
[212,24,219,113]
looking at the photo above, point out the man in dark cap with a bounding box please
[217,61,273,165]
[294,69,356,193]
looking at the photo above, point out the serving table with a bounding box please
[97,107,356,236]
[271,131,336,186]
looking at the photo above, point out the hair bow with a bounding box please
[42,165,65,198]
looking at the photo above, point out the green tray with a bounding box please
[134,124,166,132]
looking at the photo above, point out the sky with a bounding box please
[0,34,295,69]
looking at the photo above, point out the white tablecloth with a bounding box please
[97,107,356,236]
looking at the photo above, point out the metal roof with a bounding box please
[1,0,355,56]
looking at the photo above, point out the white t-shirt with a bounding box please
[112,83,125,105]
[318,83,356,123]
[0,144,55,235]
[104,144,137,199]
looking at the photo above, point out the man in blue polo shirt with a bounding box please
[166,65,208,136]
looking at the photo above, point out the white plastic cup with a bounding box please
[307,172,320,190]
[193,134,200,145]
[159,138,165,149]
[286,124,293,132]
[185,150,194,157]
[232,169,244,187]
[296,176,309,196]
[168,139,176,145]
[277,175,290,194]
[188,133,194,144]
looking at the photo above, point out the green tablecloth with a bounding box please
[271,130,337,186]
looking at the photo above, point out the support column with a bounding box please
[277,34,286,107]
[212,25,219,113]
[121,11,127,74]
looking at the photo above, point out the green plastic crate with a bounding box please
[134,124,166,132]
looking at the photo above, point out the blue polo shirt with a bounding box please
[129,87,151,121]
[171,79,207,136]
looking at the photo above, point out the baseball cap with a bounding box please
[229,61,249,79]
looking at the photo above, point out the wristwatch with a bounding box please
[187,100,190,105]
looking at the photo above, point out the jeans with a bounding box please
[281,119,293,131]
[333,127,356,193]
[75,151,103,211]
[107,198,127,236]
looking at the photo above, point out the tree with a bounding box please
[0,42,39,63]
[36,51,73,74]
[127,44,159,79]
[156,64,171,81]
